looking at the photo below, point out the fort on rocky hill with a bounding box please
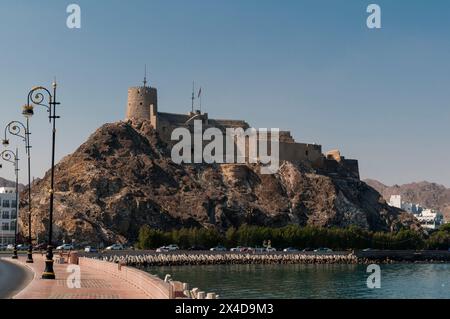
[15,82,422,245]
[125,82,359,179]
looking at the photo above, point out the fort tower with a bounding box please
[125,80,158,127]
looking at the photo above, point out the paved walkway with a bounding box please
[8,254,150,299]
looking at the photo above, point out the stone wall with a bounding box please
[322,158,360,179]
[341,159,360,179]
[279,142,323,165]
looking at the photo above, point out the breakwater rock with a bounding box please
[355,250,450,262]
[100,253,359,267]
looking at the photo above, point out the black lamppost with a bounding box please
[3,119,33,263]
[0,149,20,259]
[26,81,60,280]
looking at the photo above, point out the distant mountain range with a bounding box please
[0,177,25,191]
[364,179,450,222]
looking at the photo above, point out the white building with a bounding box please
[388,194,443,230]
[417,209,444,230]
[0,187,18,245]
[389,195,402,209]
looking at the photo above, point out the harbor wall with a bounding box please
[355,250,450,262]
[78,257,176,299]
[93,250,450,267]
[101,252,358,267]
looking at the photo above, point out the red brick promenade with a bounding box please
[7,254,151,299]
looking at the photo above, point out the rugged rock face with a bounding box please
[365,179,450,222]
[19,121,419,245]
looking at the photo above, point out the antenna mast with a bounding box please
[143,65,147,87]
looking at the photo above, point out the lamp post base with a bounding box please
[42,246,55,279]
[26,248,34,263]
[12,247,18,259]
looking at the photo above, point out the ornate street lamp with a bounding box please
[0,149,20,259]
[3,119,33,263]
[27,81,60,280]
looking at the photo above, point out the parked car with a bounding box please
[17,244,30,251]
[283,247,299,252]
[166,244,179,251]
[210,245,227,252]
[362,248,373,252]
[84,246,98,253]
[105,244,124,251]
[56,244,74,251]
[266,247,277,252]
[314,248,333,253]
[0,244,6,251]
[33,243,47,250]
[6,244,15,250]
[302,248,314,252]
[156,246,169,253]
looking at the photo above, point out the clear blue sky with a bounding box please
[0,0,449,186]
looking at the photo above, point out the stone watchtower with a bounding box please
[125,83,158,128]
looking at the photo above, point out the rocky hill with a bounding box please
[365,179,450,221]
[19,121,419,245]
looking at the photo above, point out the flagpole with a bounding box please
[191,81,195,113]
[197,87,202,113]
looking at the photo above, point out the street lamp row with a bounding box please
[3,120,33,263]
[0,149,19,260]
[0,81,60,279]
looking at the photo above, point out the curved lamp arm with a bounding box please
[27,86,53,122]
[3,121,27,146]
[0,149,18,166]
